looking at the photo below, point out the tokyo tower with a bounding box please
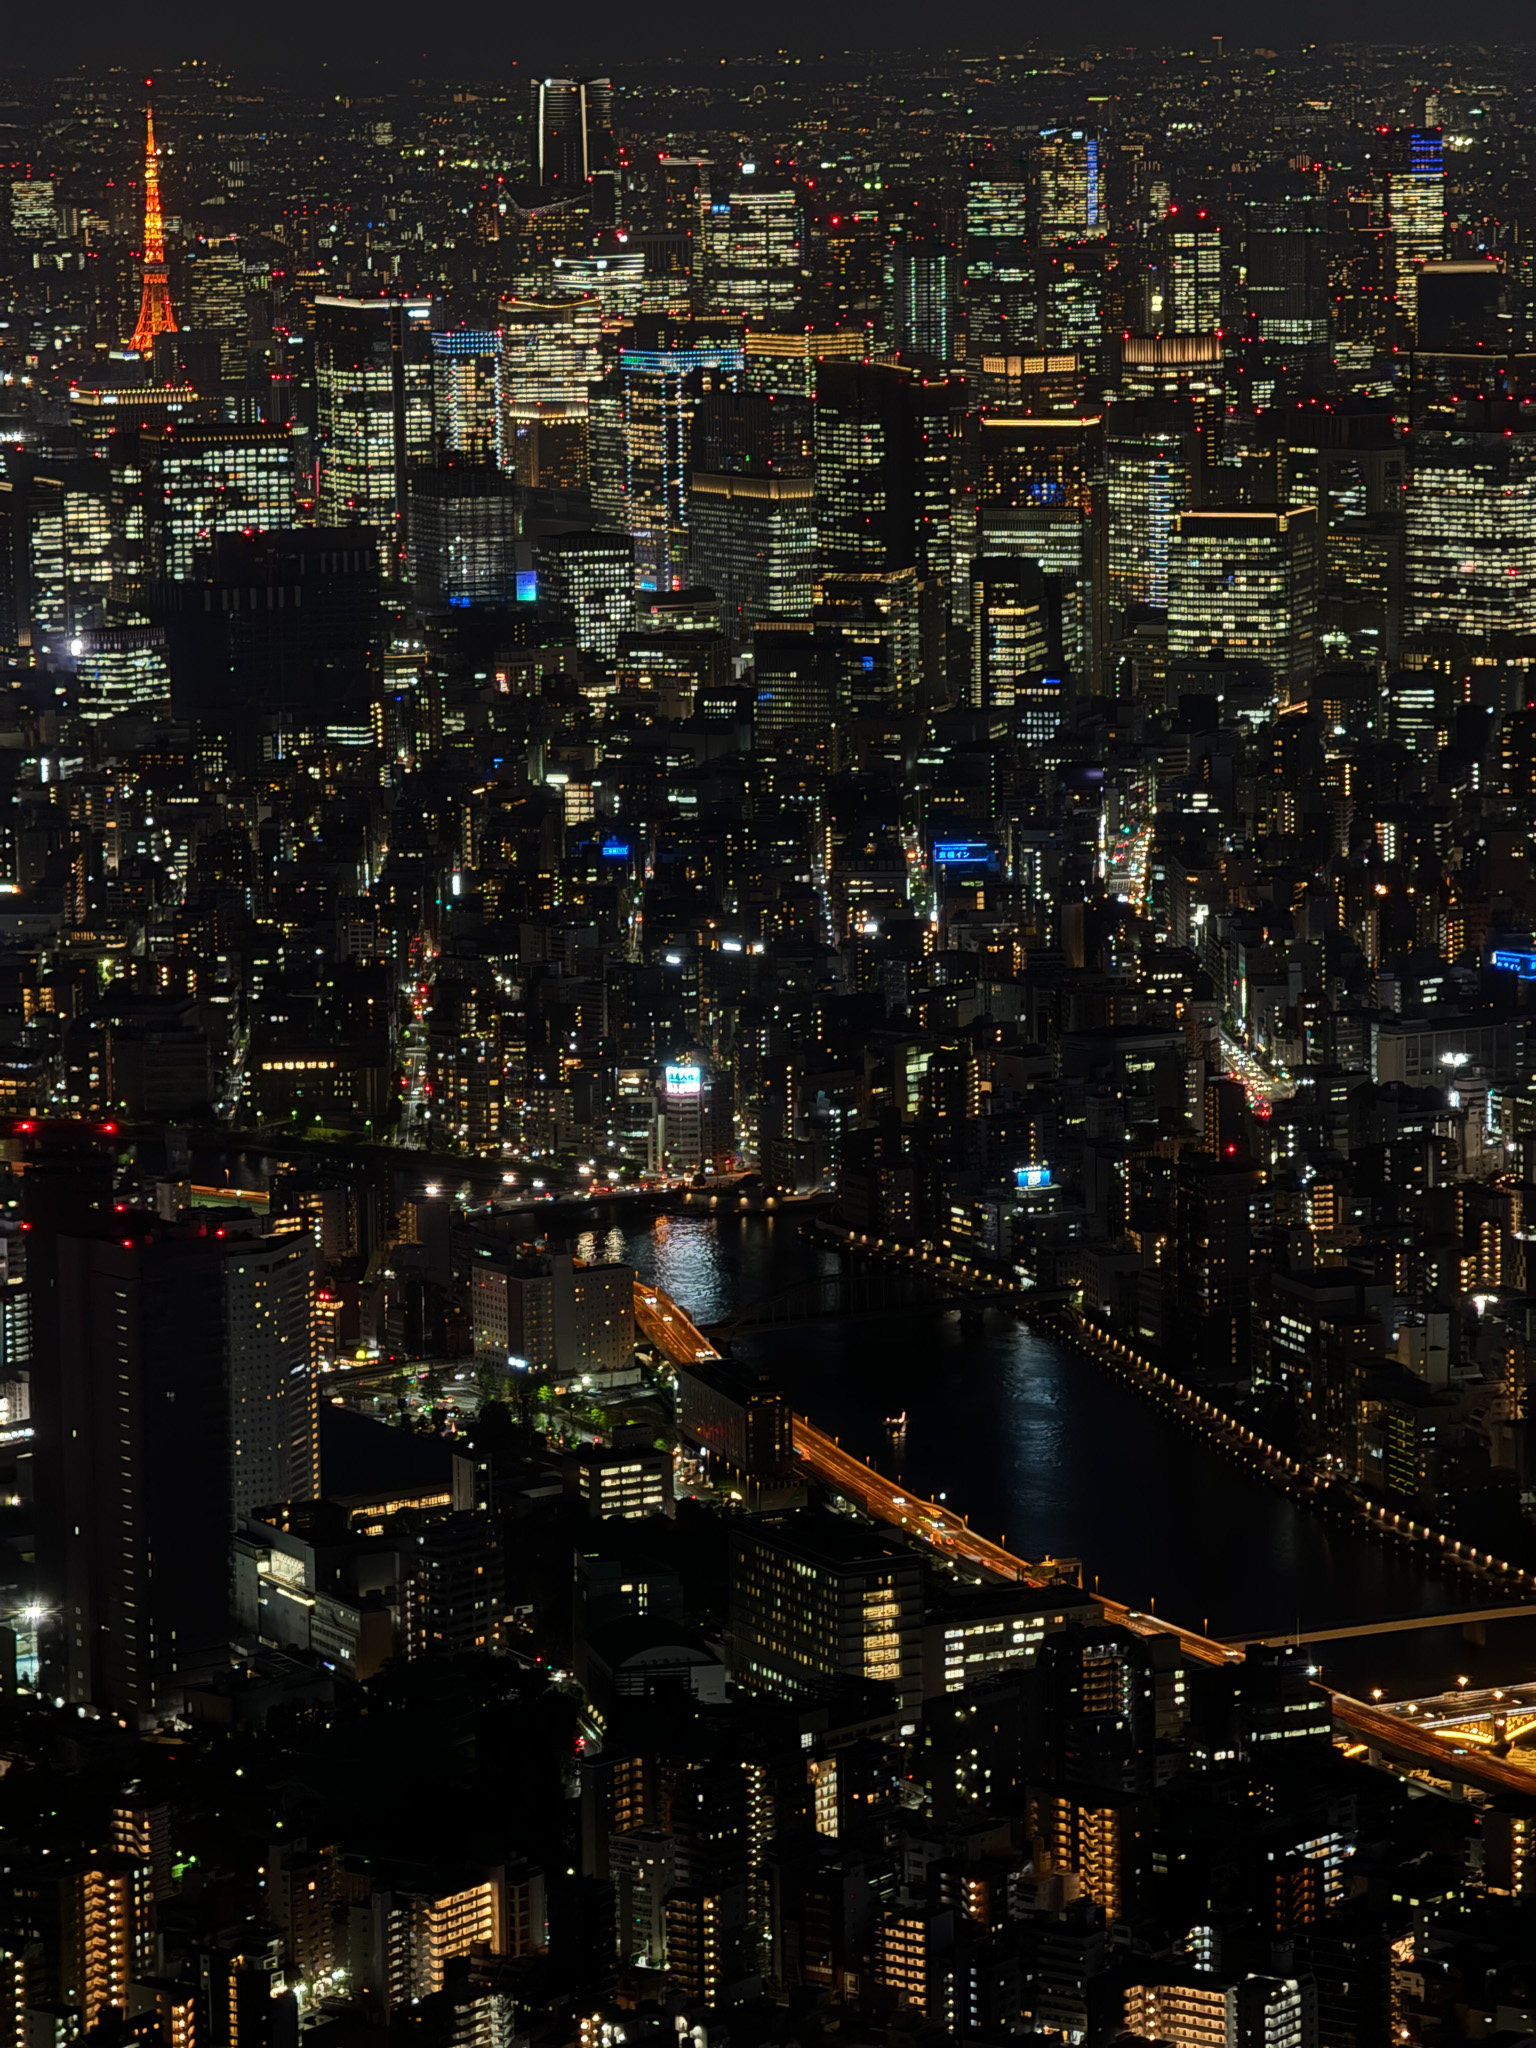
[127,92,178,355]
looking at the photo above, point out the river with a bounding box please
[596,1209,1536,1703]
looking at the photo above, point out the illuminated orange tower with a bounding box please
[127,91,178,355]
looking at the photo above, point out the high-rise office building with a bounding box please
[186,235,249,381]
[1389,128,1446,330]
[539,529,635,660]
[1168,506,1318,690]
[965,173,1034,359]
[1230,169,1331,405]
[695,173,802,323]
[157,528,383,717]
[890,244,955,361]
[109,422,294,589]
[815,358,962,591]
[407,459,523,612]
[590,315,746,593]
[1037,130,1105,245]
[744,327,867,400]
[1104,401,1198,622]
[815,567,929,716]
[805,207,887,334]
[9,178,56,239]
[969,556,1052,713]
[1117,332,1225,448]
[972,411,1102,675]
[500,294,603,490]
[1166,209,1222,335]
[313,296,434,571]
[728,1508,925,1713]
[687,472,817,638]
[685,385,815,638]
[1040,240,1111,359]
[431,329,504,465]
[1282,403,1403,657]
[886,195,956,360]
[0,453,112,657]
[224,1232,319,1528]
[749,621,842,733]
[1405,423,1536,641]
[530,78,615,188]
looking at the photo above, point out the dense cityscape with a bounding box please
[5,33,1536,2046]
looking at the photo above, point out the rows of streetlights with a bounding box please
[1070,1317,1536,1596]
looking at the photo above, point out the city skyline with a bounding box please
[4,31,1536,2047]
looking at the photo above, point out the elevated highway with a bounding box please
[636,1279,1535,1795]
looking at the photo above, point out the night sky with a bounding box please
[8,0,1536,85]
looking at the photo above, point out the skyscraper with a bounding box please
[687,377,816,636]
[592,315,746,593]
[25,1152,325,1718]
[965,172,1035,360]
[186,235,248,381]
[407,459,523,612]
[969,556,1052,713]
[1231,169,1331,406]
[1166,209,1222,335]
[157,528,383,717]
[1037,130,1105,245]
[313,296,434,571]
[431,329,504,465]
[694,172,802,323]
[126,98,178,356]
[1405,421,1536,641]
[814,358,962,585]
[687,472,818,637]
[1389,128,1446,331]
[1104,401,1198,623]
[109,422,294,588]
[224,1233,320,1528]
[972,410,1103,676]
[530,78,615,188]
[1168,506,1318,691]
[500,293,604,489]
[887,195,956,360]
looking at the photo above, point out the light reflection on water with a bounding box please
[621,1212,1536,1696]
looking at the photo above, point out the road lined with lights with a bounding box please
[639,1268,1536,1794]
[1219,1030,1295,1119]
[632,1279,722,1364]
[1330,1690,1536,1794]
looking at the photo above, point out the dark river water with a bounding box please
[592,1209,1536,1703]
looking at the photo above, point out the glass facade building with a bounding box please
[314,296,433,571]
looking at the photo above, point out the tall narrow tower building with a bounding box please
[127,94,178,356]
